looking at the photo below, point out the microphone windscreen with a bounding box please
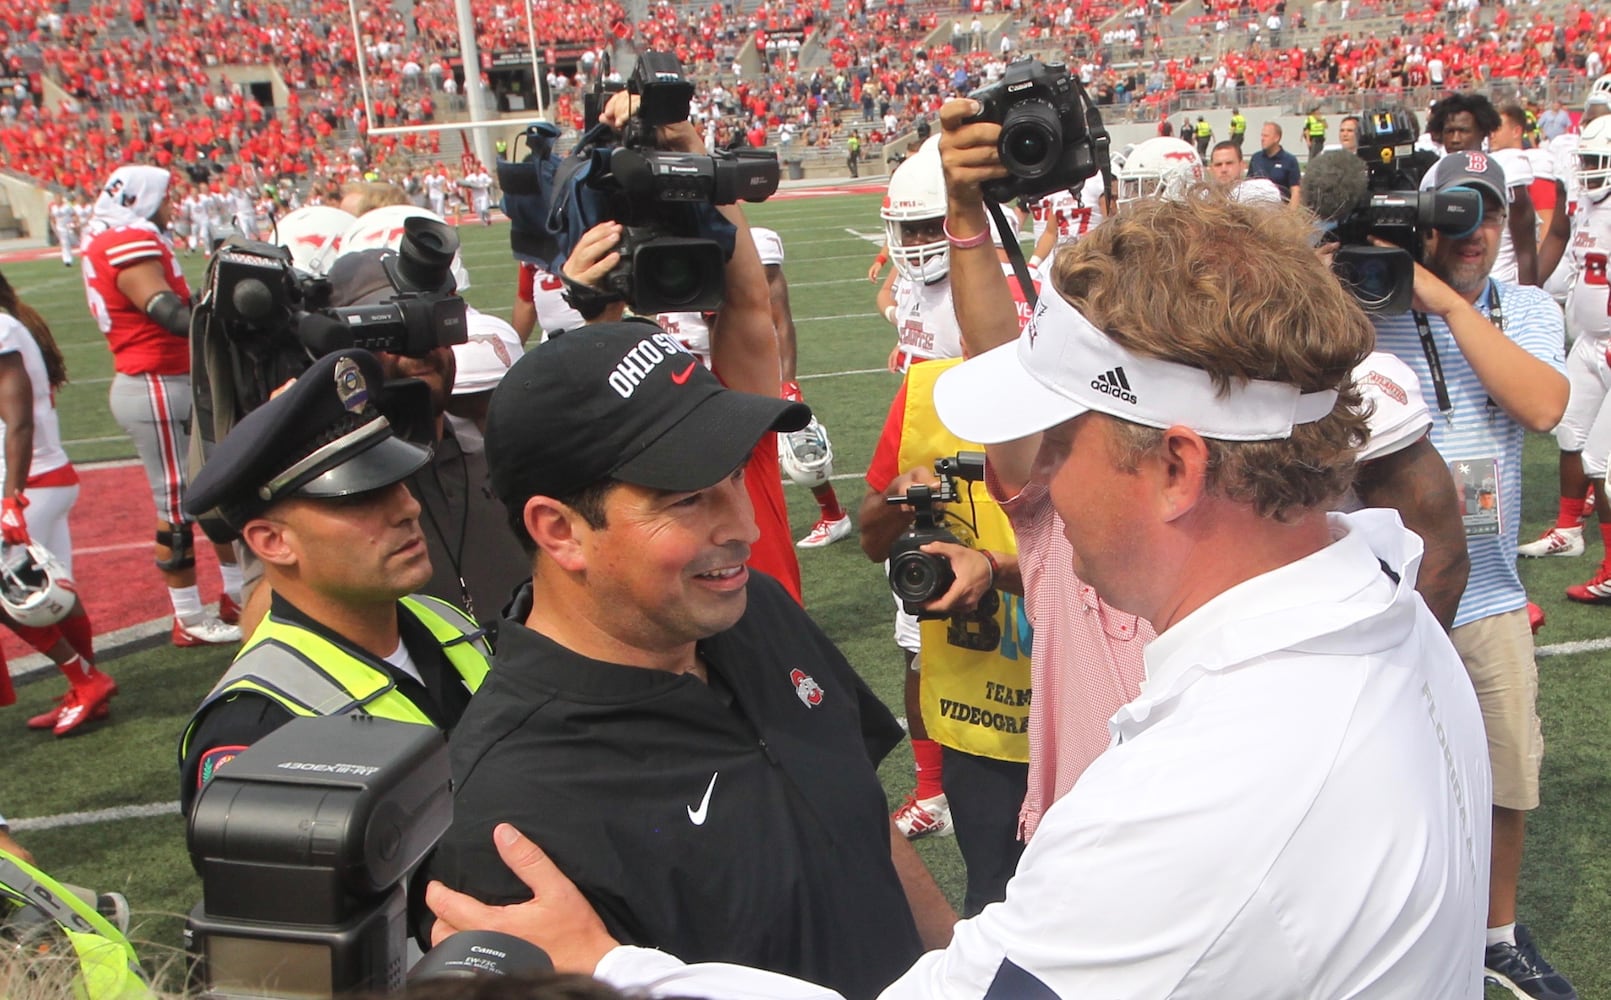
[1301,150,1371,224]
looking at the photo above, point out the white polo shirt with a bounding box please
[596,510,1492,999]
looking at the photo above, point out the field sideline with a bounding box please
[1,193,1608,997]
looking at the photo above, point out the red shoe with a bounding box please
[173,616,242,647]
[1566,564,1611,604]
[27,690,110,730]
[218,592,241,626]
[1527,602,1546,634]
[52,672,118,736]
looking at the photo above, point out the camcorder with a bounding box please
[183,715,555,997]
[967,58,1111,203]
[187,217,469,534]
[540,52,780,313]
[1309,109,1481,314]
[886,452,986,619]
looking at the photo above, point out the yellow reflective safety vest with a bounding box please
[1306,114,1326,138]
[1196,119,1212,139]
[897,358,1031,763]
[179,594,490,762]
[1230,113,1246,136]
[0,850,152,1000]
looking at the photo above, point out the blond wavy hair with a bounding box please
[1050,191,1373,521]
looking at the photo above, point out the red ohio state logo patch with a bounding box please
[790,668,825,708]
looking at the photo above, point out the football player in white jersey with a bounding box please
[751,225,853,549]
[879,140,967,374]
[462,165,495,225]
[1023,170,1109,278]
[1518,115,1611,606]
[425,170,448,217]
[49,197,76,266]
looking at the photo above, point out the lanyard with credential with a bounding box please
[1412,279,1502,419]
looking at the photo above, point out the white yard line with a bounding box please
[9,801,180,832]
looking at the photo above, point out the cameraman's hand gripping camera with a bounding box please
[512,53,781,315]
[1303,109,1482,314]
[886,452,987,619]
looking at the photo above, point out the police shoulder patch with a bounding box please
[197,745,249,788]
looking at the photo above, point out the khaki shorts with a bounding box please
[1450,608,1543,811]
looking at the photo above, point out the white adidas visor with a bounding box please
[934,288,1339,444]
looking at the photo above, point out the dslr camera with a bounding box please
[886,452,986,618]
[561,53,781,313]
[967,58,1110,203]
[1326,108,1481,314]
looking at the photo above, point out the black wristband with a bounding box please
[561,274,624,321]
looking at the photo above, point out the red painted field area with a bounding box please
[1,462,227,664]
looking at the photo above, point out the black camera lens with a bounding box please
[645,253,703,307]
[890,550,953,605]
[395,216,460,293]
[998,102,1065,179]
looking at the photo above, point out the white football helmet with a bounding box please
[1579,116,1611,205]
[272,205,357,275]
[882,137,949,284]
[0,542,75,627]
[340,205,473,290]
[1115,137,1204,208]
[779,416,835,489]
[1593,74,1611,100]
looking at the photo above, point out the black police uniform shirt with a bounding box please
[407,423,530,629]
[425,573,923,1000]
[179,592,473,814]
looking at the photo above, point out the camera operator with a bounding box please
[80,165,243,647]
[176,349,492,815]
[423,191,1493,1000]
[857,363,1029,917]
[325,249,532,626]
[1372,150,1576,1000]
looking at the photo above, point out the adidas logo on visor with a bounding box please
[1090,366,1138,404]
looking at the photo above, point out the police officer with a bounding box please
[1305,107,1327,160]
[1229,107,1247,150]
[177,349,490,813]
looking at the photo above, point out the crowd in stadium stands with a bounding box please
[5,0,1611,201]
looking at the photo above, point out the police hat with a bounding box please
[185,350,430,528]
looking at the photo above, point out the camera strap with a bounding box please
[1412,278,1501,420]
[987,199,1039,310]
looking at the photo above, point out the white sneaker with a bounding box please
[1516,526,1585,559]
[892,793,953,839]
[173,616,243,647]
[797,514,852,549]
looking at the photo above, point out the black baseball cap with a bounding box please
[185,349,431,528]
[485,320,811,504]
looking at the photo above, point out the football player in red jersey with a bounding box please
[80,165,242,647]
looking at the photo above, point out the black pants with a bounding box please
[941,746,1028,917]
[1309,135,1325,160]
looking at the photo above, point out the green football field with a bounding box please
[3,193,1610,996]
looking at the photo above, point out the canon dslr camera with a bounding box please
[886,452,986,618]
[968,59,1108,203]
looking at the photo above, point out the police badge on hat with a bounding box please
[334,356,371,414]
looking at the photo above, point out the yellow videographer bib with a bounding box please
[897,359,1031,763]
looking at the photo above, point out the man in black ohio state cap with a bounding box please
[422,320,958,1000]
